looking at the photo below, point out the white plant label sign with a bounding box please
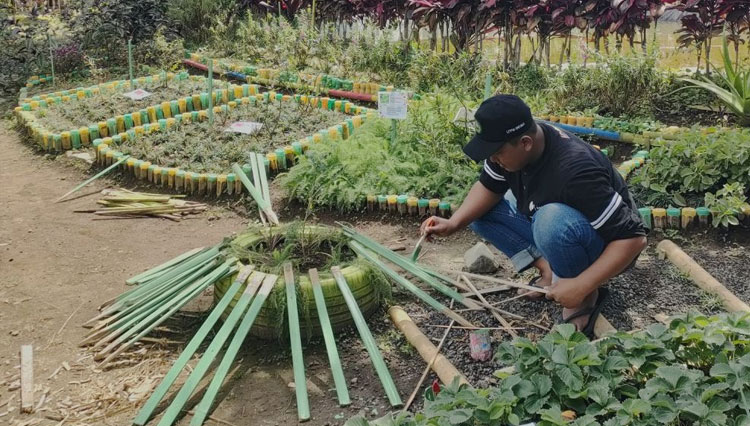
[225,121,264,135]
[123,89,152,100]
[378,91,408,120]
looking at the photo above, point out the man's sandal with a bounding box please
[558,287,610,339]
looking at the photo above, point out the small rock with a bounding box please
[464,242,498,274]
[10,330,19,336]
[350,377,358,385]
[287,382,295,389]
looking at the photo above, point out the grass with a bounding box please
[116,98,346,173]
[31,78,219,134]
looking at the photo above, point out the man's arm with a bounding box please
[420,181,502,237]
[546,236,647,308]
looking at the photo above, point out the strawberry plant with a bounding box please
[349,311,750,426]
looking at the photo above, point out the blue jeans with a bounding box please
[469,191,605,279]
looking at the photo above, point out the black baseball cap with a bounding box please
[463,95,535,162]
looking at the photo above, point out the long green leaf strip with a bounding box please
[156,271,267,426]
[126,247,205,285]
[310,268,351,407]
[98,260,239,365]
[284,263,311,422]
[132,266,255,426]
[91,256,223,349]
[331,266,402,407]
[341,226,472,309]
[189,273,278,426]
[348,241,474,328]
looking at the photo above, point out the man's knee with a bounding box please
[532,203,585,250]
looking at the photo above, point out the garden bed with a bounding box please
[28,76,222,134]
[116,95,348,173]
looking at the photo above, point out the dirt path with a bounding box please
[0,124,250,425]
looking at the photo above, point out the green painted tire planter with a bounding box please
[213,223,388,339]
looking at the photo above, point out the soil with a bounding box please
[680,229,750,303]
[3,118,750,426]
[31,78,223,134]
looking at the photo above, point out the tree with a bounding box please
[671,0,725,74]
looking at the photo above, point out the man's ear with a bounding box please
[521,135,534,151]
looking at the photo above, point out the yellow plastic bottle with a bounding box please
[153,166,162,185]
[168,168,177,188]
[652,208,667,230]
[387,195,398,213]
[217,175,227,197]
[140,162,151,181]
[681,207,696,229]
[79,127,90,146]
[116,115,125,133]
[98,121,109,138]
[61,131,71,150]
[266,152,278,172]
[161,102,172,119]
[178,98,187,113]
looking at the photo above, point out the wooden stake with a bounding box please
[402,300,455,412]
[20,345,33,413]
[459,271,549,294]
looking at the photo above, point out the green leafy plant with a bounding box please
[351,311,750,426]
[704,182,747,228]
[681,36,750,126]
[631,127,750,206]
[281,94,479,212]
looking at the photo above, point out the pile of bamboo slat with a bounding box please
[76,189,208,221]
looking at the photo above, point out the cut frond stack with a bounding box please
[77,189,208,221]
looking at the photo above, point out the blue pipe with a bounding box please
[224,71,246,81]
[540,120,622,142]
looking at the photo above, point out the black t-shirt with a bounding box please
[478,122,647,243]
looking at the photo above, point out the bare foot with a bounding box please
[561,290,599,332]
[517,257,554,299]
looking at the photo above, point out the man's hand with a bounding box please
[420,216,456,238]
[545,277,595,309]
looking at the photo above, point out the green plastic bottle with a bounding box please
[696,207,711,227]
[637,207,652,229]
[666,207,681,229]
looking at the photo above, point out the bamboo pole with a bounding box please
[657,240,750,312]
[389,306,469,387]
[402,299,455,412]
[232,164,278,225]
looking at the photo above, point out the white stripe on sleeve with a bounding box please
[591,192,623,229]
[483,161,506,181]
